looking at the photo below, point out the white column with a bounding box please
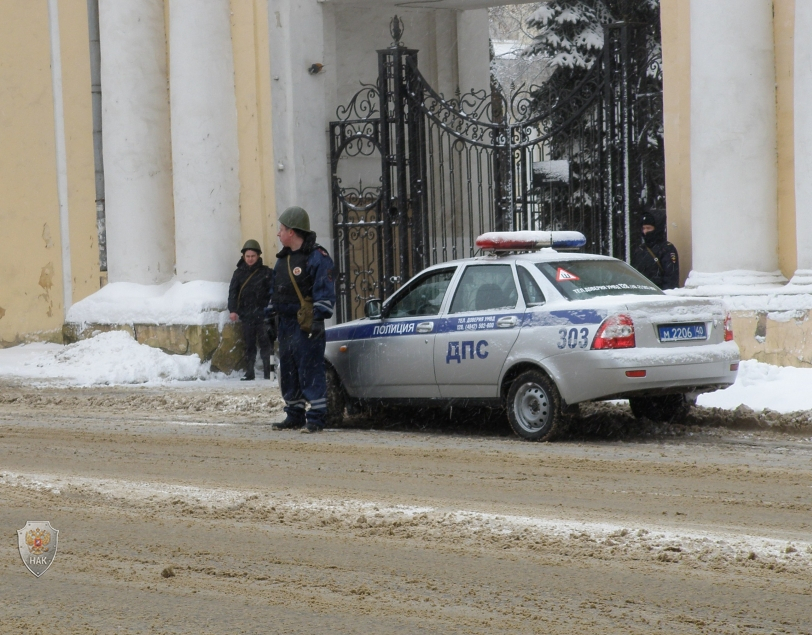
[456,10,490,96]
[170,0,241,283]
[791,0,812,288]
[268,0,331,246]
[687,0,783,288]
[99,0,175,284]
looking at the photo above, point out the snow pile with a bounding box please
[671,269,812,311]
[698,359,812,413]
[66,279,229,326]
[3,470,809,571]
[1,334,812,413]
[0,332,212,386]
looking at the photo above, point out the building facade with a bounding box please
[2,0,811,366]
[661,0,808,290]
[0,0,490,349]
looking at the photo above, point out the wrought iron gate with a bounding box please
[330,17,664,323]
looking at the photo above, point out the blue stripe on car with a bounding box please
[326,309,606,342]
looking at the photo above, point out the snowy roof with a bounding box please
[492,39,523,60]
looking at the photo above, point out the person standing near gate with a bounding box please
[269,207,336,433]
[631,211,680,290]
[228,240,274,380]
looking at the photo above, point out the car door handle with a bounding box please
[497,316,519,329]
[416,322,434,333]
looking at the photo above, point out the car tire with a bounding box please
[506,370,567,441]
[628,394,693,423]
[325,366,346,427]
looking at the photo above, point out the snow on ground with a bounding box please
[3,469,810,567]
[0,334,811,413]
[696,359,811,413]
[0,332,217,386]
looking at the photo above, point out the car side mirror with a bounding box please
[364,298,382,319]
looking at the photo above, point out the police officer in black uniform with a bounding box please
[631,211,680,290]
[228,239,274,380]
[269,207,336,433]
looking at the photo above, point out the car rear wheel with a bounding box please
[628,394,693,423]
[506,370,567,441]
[325,366,346,427]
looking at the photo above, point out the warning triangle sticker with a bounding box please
[556,267,580,282]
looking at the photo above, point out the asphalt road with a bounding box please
[0,382,810,634]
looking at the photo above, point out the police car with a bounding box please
[325,231,739,441]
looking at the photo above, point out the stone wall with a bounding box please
[730,310,812,367]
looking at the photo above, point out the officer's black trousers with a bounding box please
[241,318,272,376]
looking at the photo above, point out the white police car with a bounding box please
[325,231,739,441]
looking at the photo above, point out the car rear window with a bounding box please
[535,260,662,300]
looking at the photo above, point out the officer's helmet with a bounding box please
[278,206,311,233]
[241,239,262,254]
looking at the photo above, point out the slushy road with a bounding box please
[1,383,810,634]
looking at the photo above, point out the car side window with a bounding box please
[449,264,518,314]
[517,266,546,307]
[385,269,456,318]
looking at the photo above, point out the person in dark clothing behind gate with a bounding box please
[228,239,274,380]
[631,211,680,290]
[268,206,336,434]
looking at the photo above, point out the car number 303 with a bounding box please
[557,327,590,349]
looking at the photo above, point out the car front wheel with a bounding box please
[325,366,347,427]
[628,394,693,423]
[506,370,567,441]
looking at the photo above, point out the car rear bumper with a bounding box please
[547,341,740,404]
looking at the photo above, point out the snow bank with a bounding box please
[0,331,213,386]
[66,279,229,326]
[697,359,812,413]
[2,334,811,413]
[670,269,812,311]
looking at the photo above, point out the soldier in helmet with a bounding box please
[269,206,336,433]
[228,239,274,380]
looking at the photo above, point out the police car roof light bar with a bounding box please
[475,231,587,252]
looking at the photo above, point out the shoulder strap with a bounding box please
[287,255,307,304]
[645,245,663,273]
[237,269,259,307]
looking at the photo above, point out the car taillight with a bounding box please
[591,314,635,349]
[723,313,734,342]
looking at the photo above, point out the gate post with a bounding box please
[377,17,420,296]
[491,86,512,232]
[603,23,657,262]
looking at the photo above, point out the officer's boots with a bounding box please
[241,357,256,381]
[262,357,272,380]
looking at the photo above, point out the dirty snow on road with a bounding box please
[2,469,810,570]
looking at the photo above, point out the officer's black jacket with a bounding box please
[631,231,679,290]
[227,257,273,322]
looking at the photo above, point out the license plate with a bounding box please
[658,323,707,342]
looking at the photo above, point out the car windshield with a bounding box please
[536,260,662,300]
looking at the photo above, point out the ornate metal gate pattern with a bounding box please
[330,18,664,323]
